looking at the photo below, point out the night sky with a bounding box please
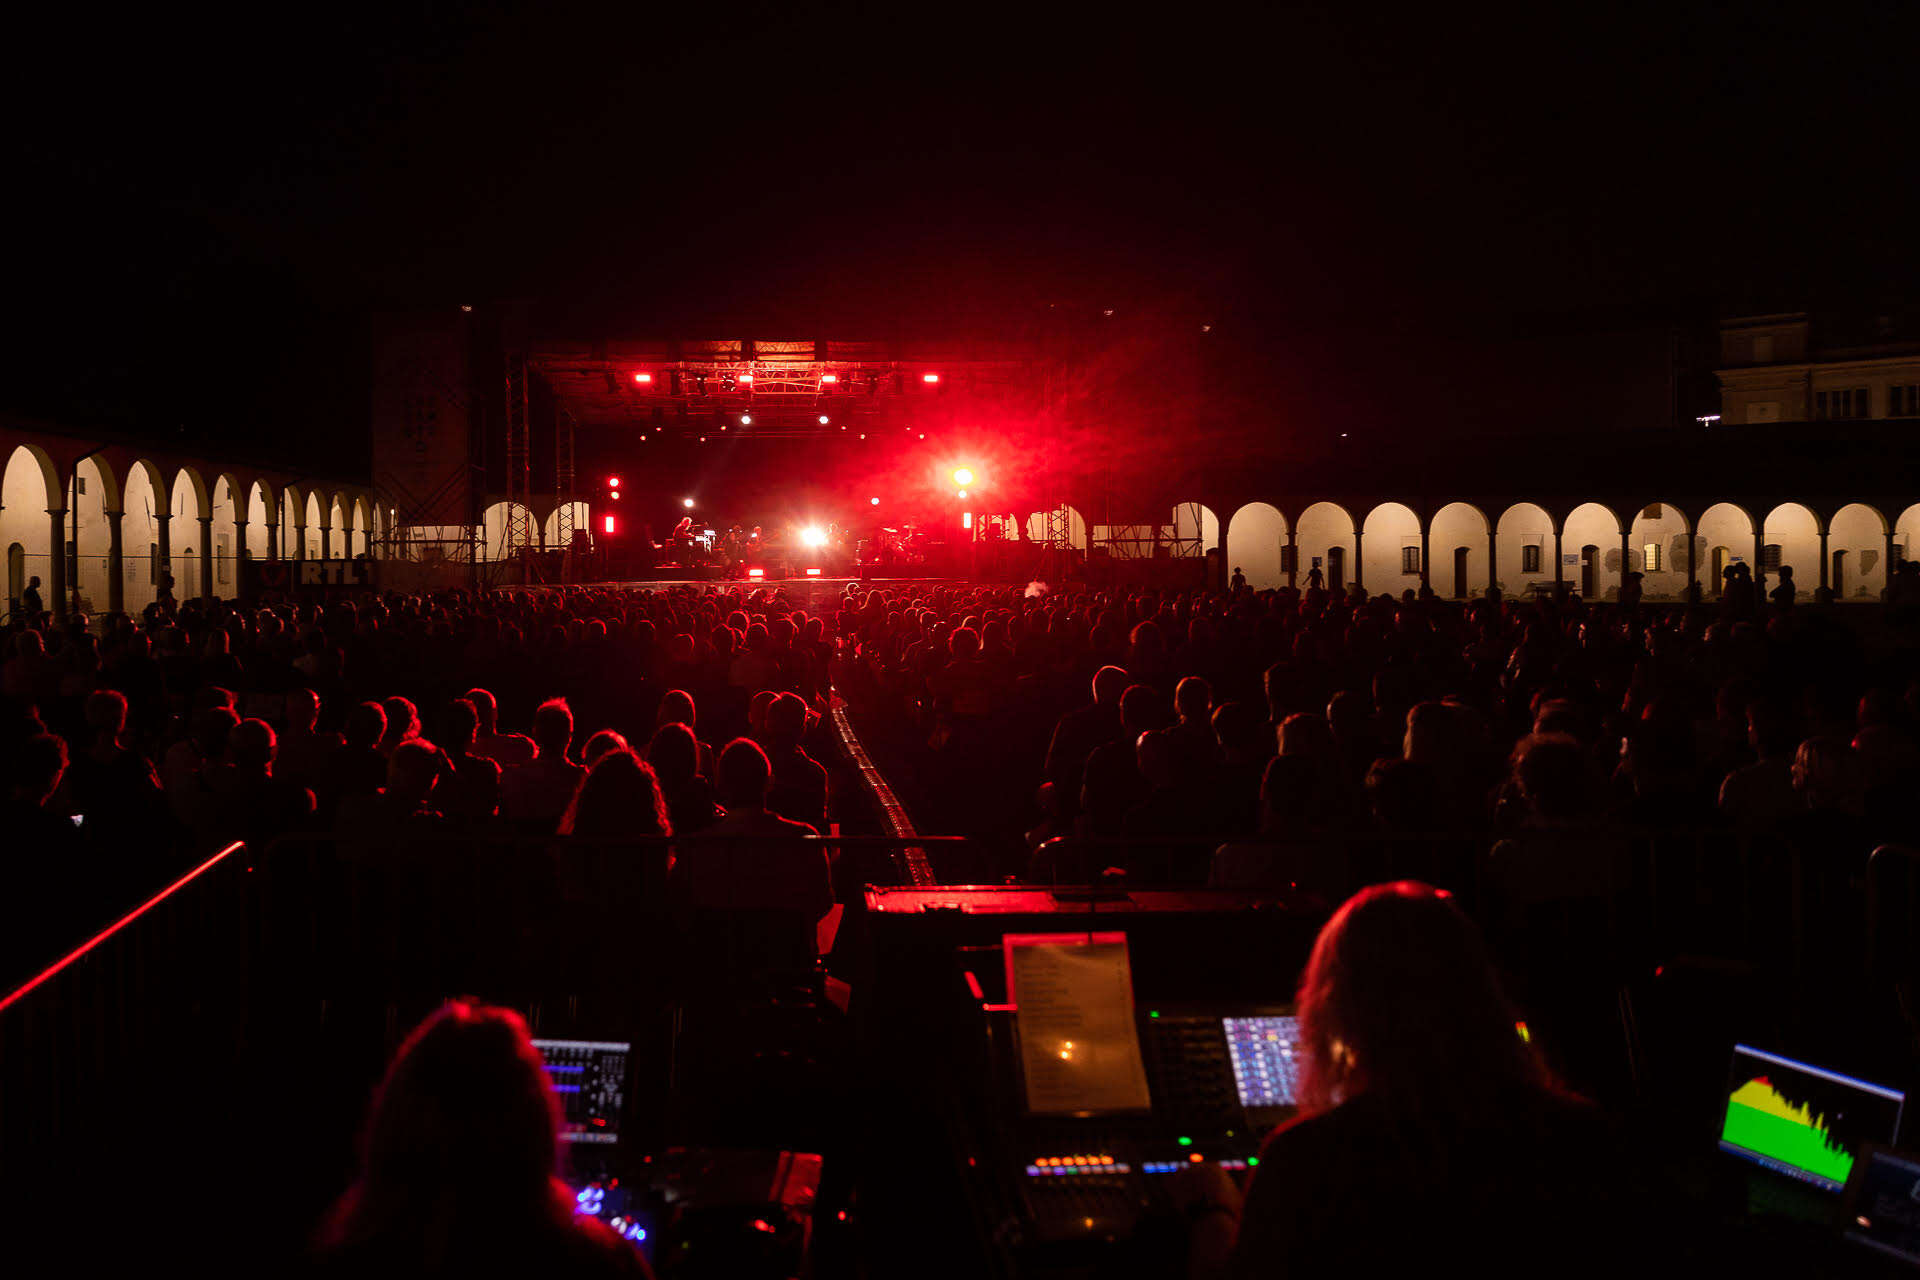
[3,3,1914,473]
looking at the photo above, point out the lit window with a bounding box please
[1643,542,1663,573]
[1401,546,1421,575]
[1763,544,1783,572]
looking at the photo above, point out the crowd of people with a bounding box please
[8,569,1919,1273]
[0,585,845,989]
[837,574,1920,875]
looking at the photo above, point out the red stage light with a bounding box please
[611,491,622,500]
[608,476,621,488]
[747,568,765,579]
[801,526,827,548]
[922,373,940,383]
[740,414,752,425]
[633,372,652,384]
[963,512,973,529]
[820,373,838,384]
[952,467,973,487]
[870,497,880,505]
[603,515,616,534]
[805,567,822,576]
[819,415,830,424]
[682,497,695,508]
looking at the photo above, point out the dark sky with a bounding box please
[3,2,1915,470]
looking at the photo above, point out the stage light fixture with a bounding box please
[801,526,828,548]
[612,491,622,500]
[952,468,973,487]
[741,414,752,425]
[683,497,695,508]
[608,476,621,488]
[820,373,838,384]
[633,372,652,384]
[720,372,735,392]
[870,497,880,505]
[963,512,973,529]
[737,372,752,385]
[957,489,967,499]
[819,415,830,425]
[923,373,940,383]
[603,515,616,534]
[805,567,822,577]
[747,568,765,579]
[859,433,866,440]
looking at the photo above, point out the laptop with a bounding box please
[1719,1044,1905,1212]
[1842,1145,1920,1267]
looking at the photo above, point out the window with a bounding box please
[1280,545,1297,574]
[1643,542,1663,573]
[1892,385,1919,417]
[1522,544,1542,573]
[1402,546,1421,574]
[1815,387,1870,420]
[1763,544,1783,572]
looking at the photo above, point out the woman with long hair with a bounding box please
[316,1000,649,1275]
[557,749,670,840]
[1185,881,1635,1277]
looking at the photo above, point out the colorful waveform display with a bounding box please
[1718,1046,1906,1192]
[1723,1076,1853,1186]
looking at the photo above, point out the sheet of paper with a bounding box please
[1004,932,1152,1115]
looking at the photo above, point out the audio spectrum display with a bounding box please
[1719,1045,1905,1192]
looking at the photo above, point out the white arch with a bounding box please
[1023,506,1090,551]
[481,501,535,561]
[1295,501,1356,593]
[2,445,61,616]
[210,475,243,592]
[169,468,208,597]
[1763,503,1821,595]
[1829,503,1888,601]
[72,456,115,613]
[304,492,325,560]
[1494,502,1554,595]
[1225,502,1287,589]
[246,482,275,559]
[1696,503,1755,595]
[1360,502,1422,596]
[1562,502,1622,600]
[1430,502,1490,599]
[1627,501,1691,601]
[122,461,165,614]
[542,501,591,551]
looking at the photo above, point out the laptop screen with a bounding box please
[1719,1044,1905,1193]
[1222,1014,1303,1110]
[533,1038,631,1145]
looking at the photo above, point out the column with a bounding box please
[1686,520,1698,595]
[1553,525,1564,594]
[294,521,308,561]
[198,515,214,601]
[48,508,68,622]
[105,508,125,615]
[1287,528,1298,589]
[1419,513,1432,591]
[1755,529,1766,594]
[1818,527,1830,595]
[1887,529,1897,602]
[266,520,279,561]
[1620,528,1631,597]
[321,522,332,561]
[1353,527,1364,593]
[1487,527,1498,598]
[156,511,172,598]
